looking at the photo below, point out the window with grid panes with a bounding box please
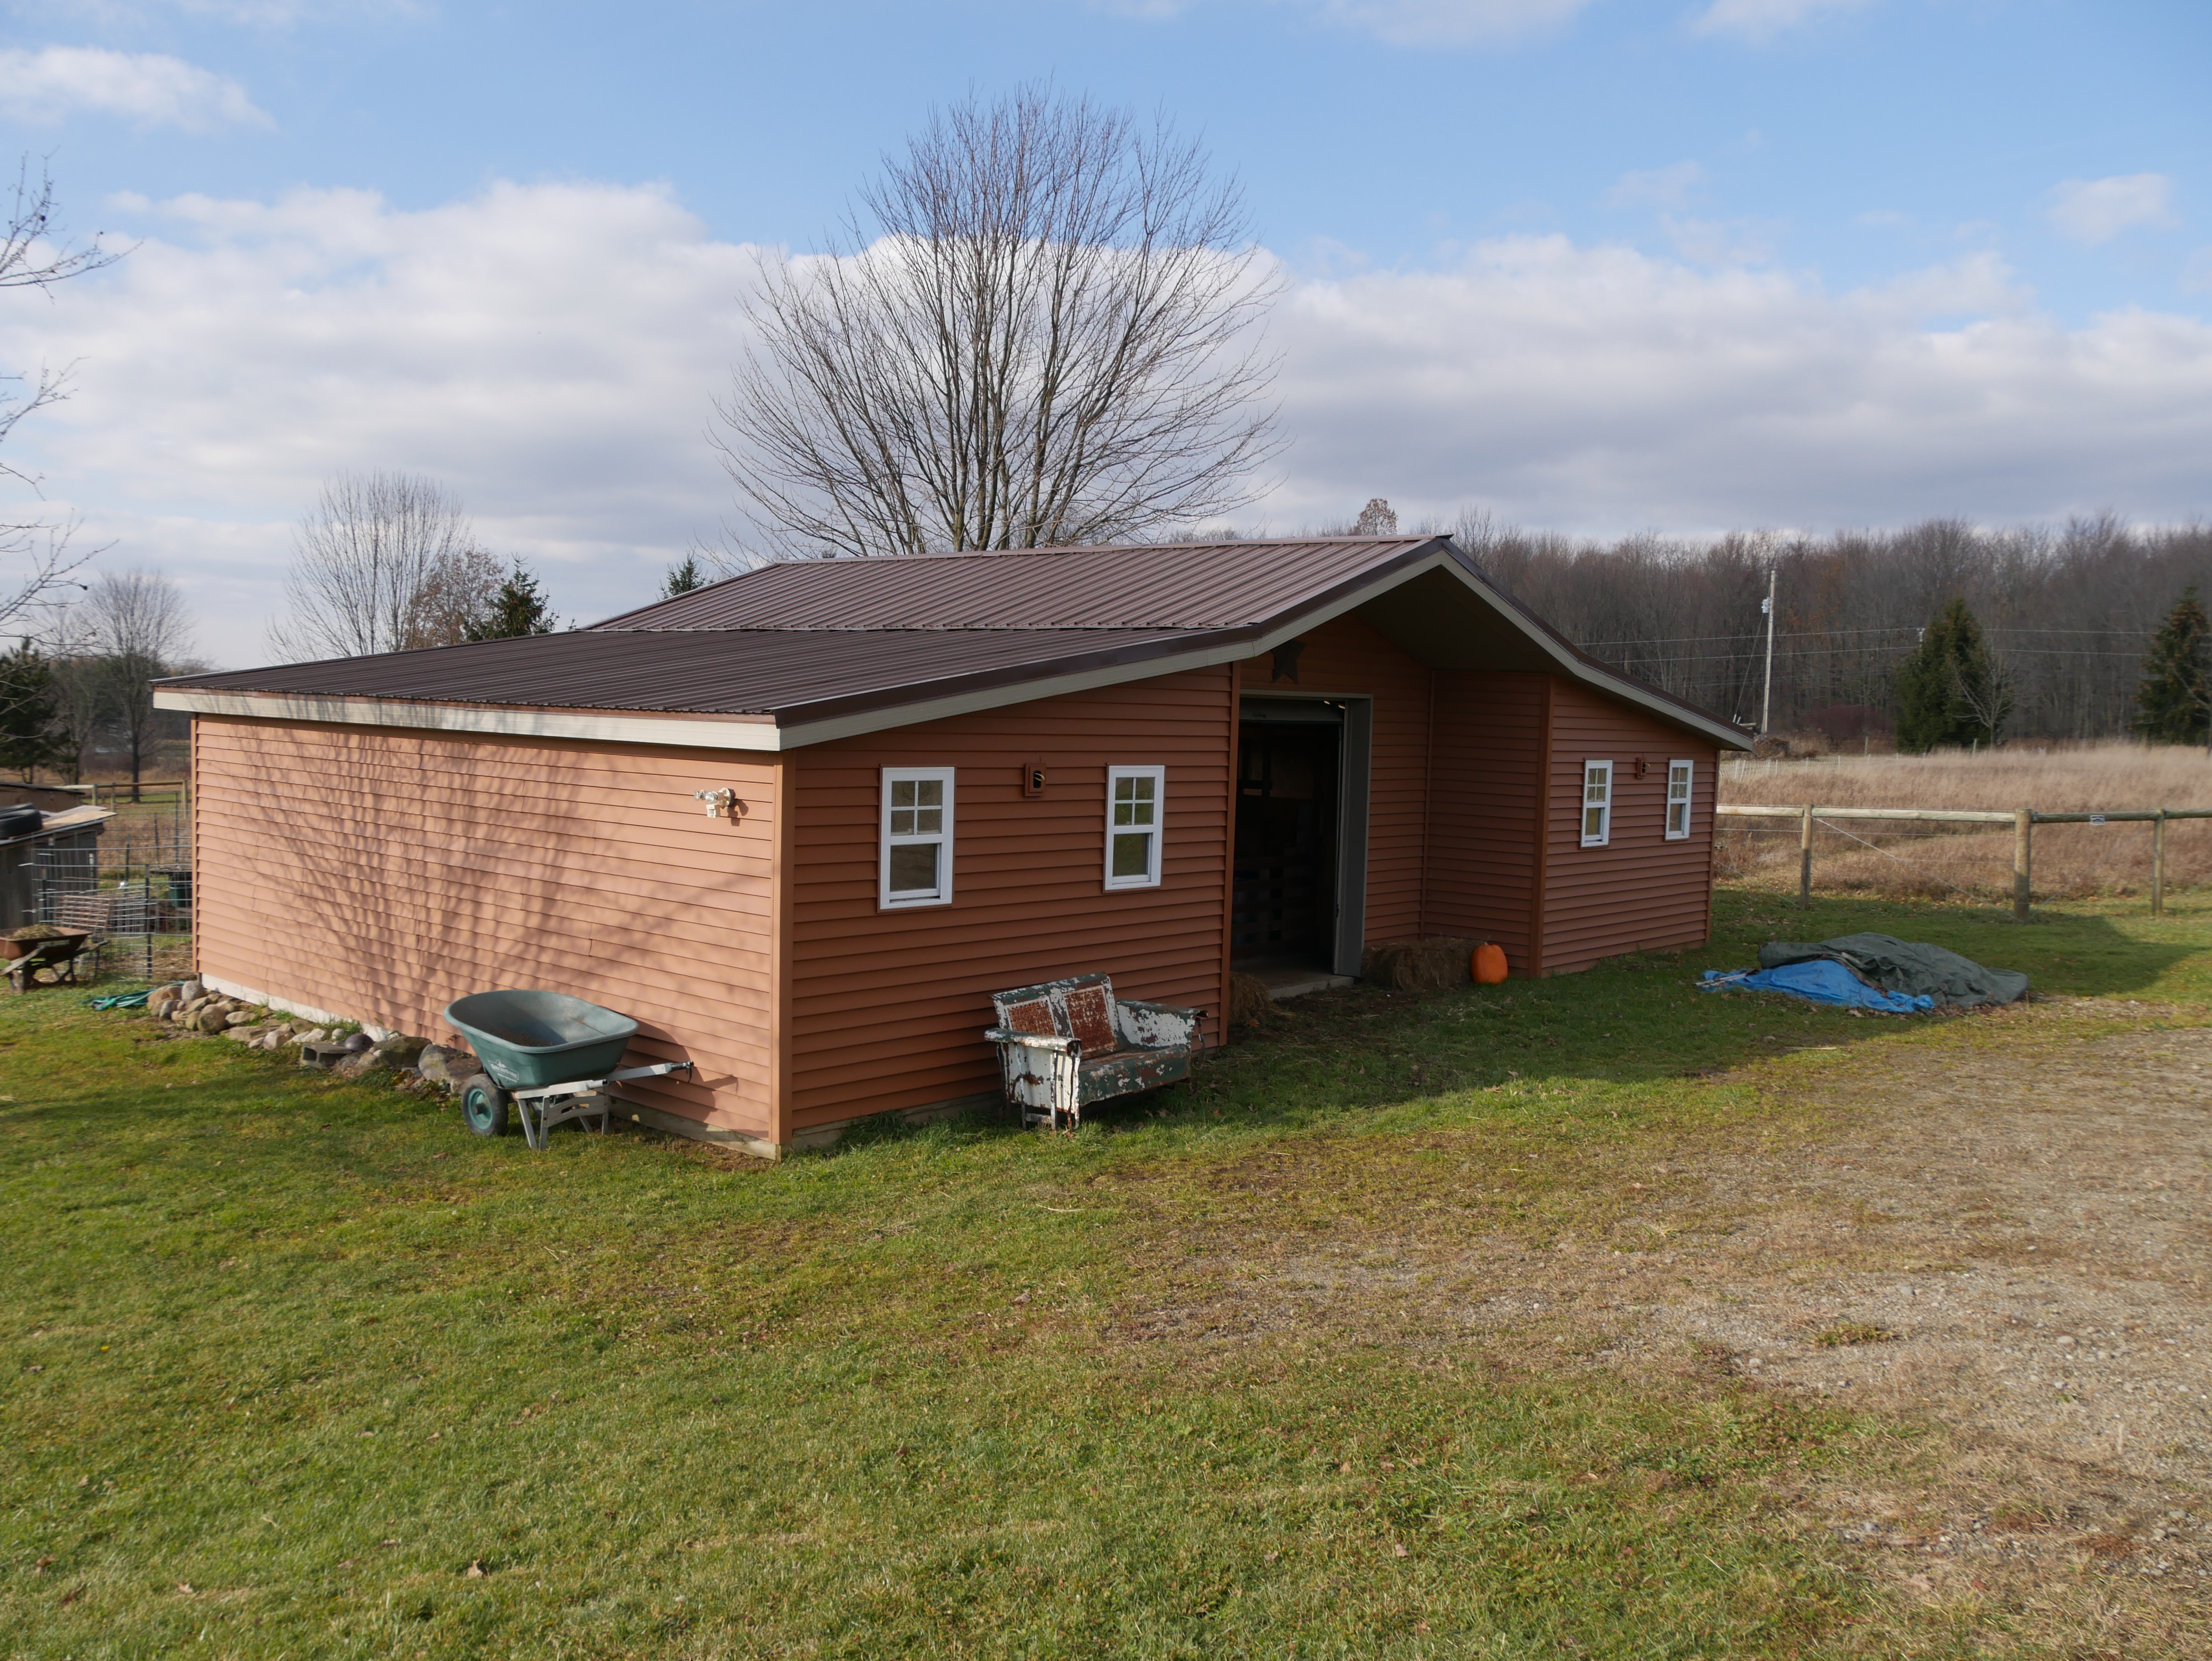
[880,767,953,908]
[1580,760,1613,847]
[1665,759,1695,839]
[1104,765,1165,889]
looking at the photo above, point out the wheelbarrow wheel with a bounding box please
[459,1074,509,1138]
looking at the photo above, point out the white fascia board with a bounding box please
[153,688,783,751]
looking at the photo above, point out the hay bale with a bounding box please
[1360,936,1481,992]
[1227,972,1279,1027]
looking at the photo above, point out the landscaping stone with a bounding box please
[369,1033,424,1067]
[224,1010,259,1028]
[334,1050,391,1081]
[177,979,203,1002]
[416,1043,478,1087]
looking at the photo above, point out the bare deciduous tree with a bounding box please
[1451,512,2212,742]
[270,471,500,659]
[714,86,1280,560]
[81,568,193,800]
[1,159,123,642]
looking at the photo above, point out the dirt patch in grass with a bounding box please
[1111,1002,2212,1653]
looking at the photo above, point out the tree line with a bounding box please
[1,570,197,792]
[1452,513,2212,747]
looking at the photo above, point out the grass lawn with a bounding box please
[3,889,2207,1659]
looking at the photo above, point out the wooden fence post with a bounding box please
[2153,810,2167,918]
[1798,804,1815,910]
[2013,809,2033,922]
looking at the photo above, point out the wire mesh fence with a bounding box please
[30,784,195,984]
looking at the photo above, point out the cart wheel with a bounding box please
[459,1074,509,1138]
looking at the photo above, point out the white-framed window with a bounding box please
[1104,765,1165,890]
[1665,758,1696,840]
[880,767,954,909]
[1580,760,1613,847]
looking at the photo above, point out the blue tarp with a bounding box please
[1699,960,1934,1013]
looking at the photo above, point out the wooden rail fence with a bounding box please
[1716,804,2212,921]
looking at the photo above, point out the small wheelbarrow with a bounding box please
[3,927,93,993]
[442,989,693,1151]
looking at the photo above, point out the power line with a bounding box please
[1600,645,2154,668]
[1580,624,2153,649]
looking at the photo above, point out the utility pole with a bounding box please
[1759,568,1778,734]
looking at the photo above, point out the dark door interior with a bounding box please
[1232,710,1341,970]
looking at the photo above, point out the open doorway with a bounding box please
[1232,700,1343,975]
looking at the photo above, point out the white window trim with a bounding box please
[1580,760,1613,848]
[879,765,954,910]
[1103,765,1166,891]
[1664,758,1696,841]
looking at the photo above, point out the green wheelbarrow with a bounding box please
[442,989,693,1150]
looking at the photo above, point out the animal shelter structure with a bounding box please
[156,536,1751,1155]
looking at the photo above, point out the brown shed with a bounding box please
[157,536,1751,1156]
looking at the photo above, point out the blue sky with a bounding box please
[0,0,2206,663]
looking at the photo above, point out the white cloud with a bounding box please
[0,45,270,132]
[1601,161,1703,211]
[0,181,758,663]
[1265,235,2212,535]
[1692,0,1877,41]
[2046,173,2178,246]
[3,181,2209,667]
[2183,248,2212,295]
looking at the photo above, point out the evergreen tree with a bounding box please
[464,561,558,640]
[661,555,704,598]
[1895,595,1999,752]
[0,639,63,781]
[2132,585,2211,745]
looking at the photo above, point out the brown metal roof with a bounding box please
[160,627,1201,718]
[591,537,1440,631]
[158,536,1751,748]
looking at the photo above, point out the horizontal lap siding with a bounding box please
[1541,685,1719,974]
[1423,672,1546,968]
[191,717,779,1138]
[788,670,1232,1128]
[1237,614,1432,945]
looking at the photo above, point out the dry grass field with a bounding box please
[1719,742,2212,903]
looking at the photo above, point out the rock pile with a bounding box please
[141,982,433,1079]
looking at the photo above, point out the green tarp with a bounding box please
[1756,933,2030,1009]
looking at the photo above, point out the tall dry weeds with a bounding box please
[1716,741,2212,901]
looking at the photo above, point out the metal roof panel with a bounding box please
[590,538,1440,632]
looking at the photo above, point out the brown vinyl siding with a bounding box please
[786,670,1233,1129]
[1540,682,1718,974]
[1422,672,1548,970]
[190,716,780,1139]
[1237,613,1433,945]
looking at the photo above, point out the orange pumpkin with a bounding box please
[1472,943,1508,985]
